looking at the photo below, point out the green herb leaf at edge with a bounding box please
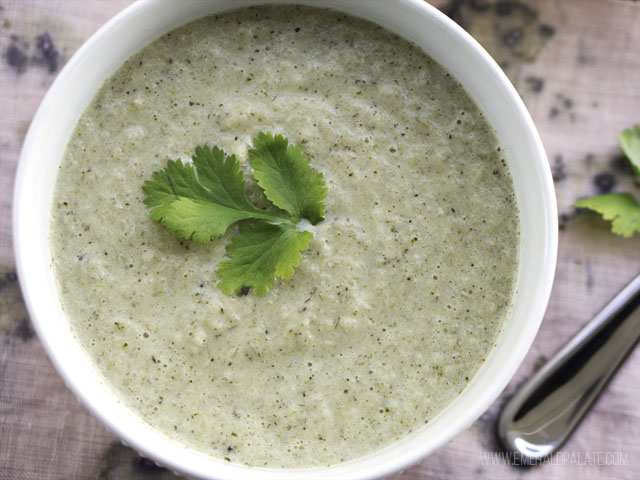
[619,125,640,177]
[575,193,640,238]
[249,132,327,225]
[216,222,313,296]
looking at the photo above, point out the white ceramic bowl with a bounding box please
[13,0,557,479]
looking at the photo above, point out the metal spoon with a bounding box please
[498,273,640,463]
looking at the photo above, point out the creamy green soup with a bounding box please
[51,5,519,468]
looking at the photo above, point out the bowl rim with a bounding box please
[13,0,558,479]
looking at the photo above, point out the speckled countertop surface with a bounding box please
[0,1,638,479]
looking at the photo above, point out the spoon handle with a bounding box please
[498,274,640,462]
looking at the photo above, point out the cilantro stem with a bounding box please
[245,208,296,226]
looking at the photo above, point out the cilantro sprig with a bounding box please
[575,126,640,237]
[143,133,326,295]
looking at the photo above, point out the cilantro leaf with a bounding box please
[619,125,640,177]
[143,146,290,243]
[143,134,326,296]
[249,132,327,224]
[574,125,640,238]
[575,193,640,238]
[216,222,313,296]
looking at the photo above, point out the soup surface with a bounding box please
[51,5,519,468]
